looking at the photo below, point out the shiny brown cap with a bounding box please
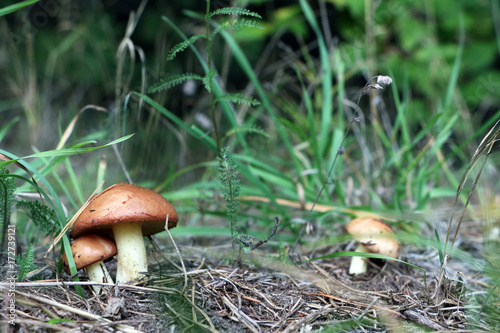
[62,234,117,273]
[345,217,399,258]
[70,183,178,238]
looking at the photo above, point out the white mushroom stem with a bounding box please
[348,244,369,275]
[86,261,114,294]
[113,223,148,284]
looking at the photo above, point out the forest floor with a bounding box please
[0,217,497,332]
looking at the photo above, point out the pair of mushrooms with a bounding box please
[345,217,399,275]
[62,184,395,288]
[62,183,178,291]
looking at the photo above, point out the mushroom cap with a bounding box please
[345,217,399,258]
[62,234,117,273]
[71,183,178,238]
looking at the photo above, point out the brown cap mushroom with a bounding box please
[345,217,399,275]
[62,234,117,293]
[71,183,178,283]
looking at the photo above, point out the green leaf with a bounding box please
[165,226,231,237]
[209,7,262,19]
[0,134,133,166]
[215,93,260,107]
[161,15,252,154]
[203,70,217,93]
[0,117,20,143]
[299,0,332,156]
[0,168,16,242]
[218,28,302,175]
[17,200,59,237]
[210,19,264,42]
[135,92,217,152]
[225,125,269,139]
[148,73,204,94]
[0,150,85,296]
[167,34,206,61]
[444,14,464,110]
[15,243,38,281]
[218,147,242,246]
[0,0,40,17]
[47,318,74,324]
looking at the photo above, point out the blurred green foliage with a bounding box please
[0,0,497,221]
[0,0,497,217]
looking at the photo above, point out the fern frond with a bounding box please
[225,125,270,138]
[215,93,261,107]
[17,200,59,237]
[148,73,204,94]
[210,19,264,42]
[217,149,280,254]
[203,70,217,93]
[218,147,241,243]
[0,169,16,222]
[167,34,206,61]
[0,168,16,250]
[209,7,262,19]
[16,243,38,281]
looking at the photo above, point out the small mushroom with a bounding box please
[70,183,179,284]
[62,234,117,294]
[345,217,399,275]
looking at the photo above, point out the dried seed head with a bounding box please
[377,75,392,87]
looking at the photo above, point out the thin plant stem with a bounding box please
[292,75,388,256]
[0,178,9,256]
[164,214,188,292]
[205,0,221,155]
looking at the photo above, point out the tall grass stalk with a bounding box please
[293,75,393,253]
[434,119,500,302]
[148,1,262,156]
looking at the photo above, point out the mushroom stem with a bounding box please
[113,223,148,283]
[349,244,369,275]
[86,261,113,294]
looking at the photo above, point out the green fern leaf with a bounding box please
[225,125,270,138]
[209,7,262,19]
[167,34,206,61]
[0,167,16,236]
[217,147,241,245]
[210,19,264,42]
[148,73,204,94]
[16,243,38,281]
[215,93,261,107]
[203,70,217,93]
[17,200,59,237]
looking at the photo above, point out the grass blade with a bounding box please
[0,0,39,16]
[299,0,332,156]
[435,229,444,264]
[135,92,217,152]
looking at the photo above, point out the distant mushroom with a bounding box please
[345,217,399,275]
[62,234,117,294]
[70,183,179,284]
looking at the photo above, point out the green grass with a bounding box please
[0,0,39,17]
[1,0,499,331]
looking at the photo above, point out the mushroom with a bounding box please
[345,217,399,275]
[70,183,179,284]
[62,234,117,294]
